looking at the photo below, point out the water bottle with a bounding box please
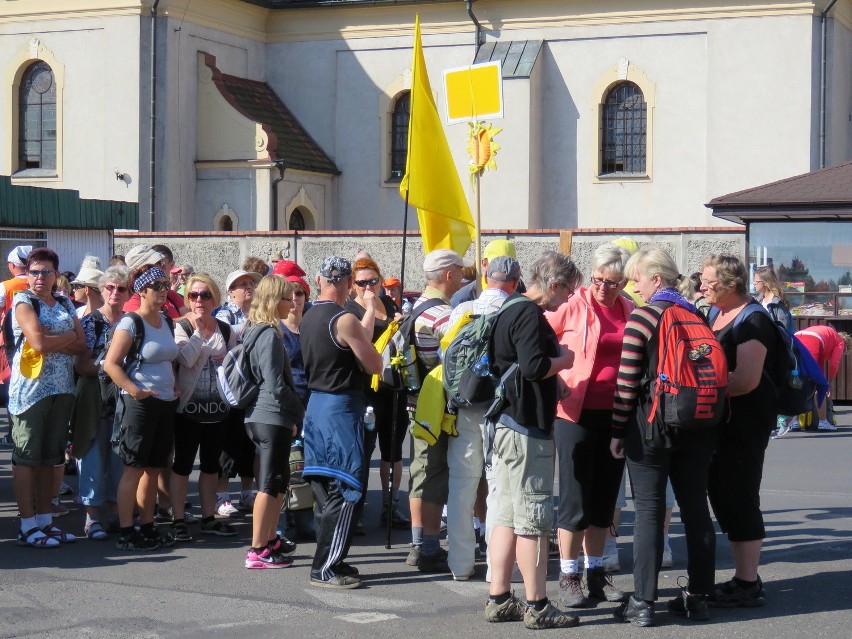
[364,406,376,432]
[400,346,421,392]
[471,353,491,378]
[789,368,803,390]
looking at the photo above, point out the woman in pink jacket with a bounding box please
[795,325,850,430]
[546,242,634,609]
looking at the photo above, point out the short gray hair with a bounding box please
[425,268,450,284]
[592,242,631,280]
[528,251,582,292]
[99,265,130,289]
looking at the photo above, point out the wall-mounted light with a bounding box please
[115,169,127,182]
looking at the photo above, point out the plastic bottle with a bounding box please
[471,353,491,377]
[401,346,421,392]
[364,406,376,431]
[789,368,803,389]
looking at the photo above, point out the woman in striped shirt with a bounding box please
[609,248,716,627]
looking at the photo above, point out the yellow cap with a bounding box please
[612,237,640,255]
[483,239,517,260]
[19,340,43,379]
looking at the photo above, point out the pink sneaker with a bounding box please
[245,546,292,569]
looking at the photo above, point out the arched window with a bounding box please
[218,215,233,232]
[389,91,410,180]
[601,81,646,175]
[19,61,57,171]
[289,208,305,231]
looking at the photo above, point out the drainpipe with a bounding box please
[465,0,483,51]
[149,0,161,231]
[271,160,286,231]
[819,0,839,169]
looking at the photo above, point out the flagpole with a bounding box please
[473,133,482,295]
[400,190,409,294]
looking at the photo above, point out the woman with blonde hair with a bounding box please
[752,266,793,332]
[242,275,305,569]
[169,273,239,542]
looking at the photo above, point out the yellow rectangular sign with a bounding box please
[443,61,503,124]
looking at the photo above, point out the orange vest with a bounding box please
[2,276,28,313]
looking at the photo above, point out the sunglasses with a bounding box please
[355,277,380,287]
[294,290,306,297]
[28,269,55,278]
[188,290,213,301]
[103,284,128,294]
[591,276,623,289]
[280,296,293,302]
[144,281,170,292]
[71,283,87,291]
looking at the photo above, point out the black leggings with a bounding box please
[245,421,292,497]
[172,413,226,476]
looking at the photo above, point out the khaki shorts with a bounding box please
[12,394,75,467]
[492,426,555,536]
[408,428,449,504]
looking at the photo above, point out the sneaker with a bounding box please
[59,482,73,496]
[332,561,360,576]
[269,534,296,557]
[245,546,292,569]
[587,566,627,602]
[524,601,580,629]
[310,572,361,588]
[661,544,673,569]
[603,539,621,572]
[200,519,237,536]
[405,545,421,566]
[216,500,241,518]
[818,420,838,431]
[484,592,527,623]
[709,577,766,608]
[171,521,193,543]
[668,583,709,621]
[558,572,589,608]
[380,503,411,529]
[418,547,450,573]
[116,530,161,551]
[51,501,70,517]
[475,528,487,561]
[613,596,655,627]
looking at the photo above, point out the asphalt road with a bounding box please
[1,408,851,639]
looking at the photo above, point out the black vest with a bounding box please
[301,300,364,393]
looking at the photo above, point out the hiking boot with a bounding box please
[523,601,580,629]
[405,545,421,566]
[587,566,626,602]
[484,593,526,623]
[310,572,362,589]
[668,590,710,621]
[116,530,160,552]
[613,596,655,627]
[709,578,766,608]
[418,547,450,573]
[558,571,589,608]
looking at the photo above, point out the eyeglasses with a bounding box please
[144,281,170,292]
[280,297,293,302]
[188,290,213,301]
[700,279,720,289]
[294,290,306,297]
[28,269,55,278]
[355,277,380,288]
[103,284,128,294]
[591,276,623,289]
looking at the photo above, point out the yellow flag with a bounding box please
[400,15,475,256]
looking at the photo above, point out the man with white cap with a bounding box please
[0,245,33,313]
[407,248,472,573]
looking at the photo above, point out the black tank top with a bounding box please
[301,300,364,393]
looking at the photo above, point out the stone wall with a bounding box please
[115,228,745,294]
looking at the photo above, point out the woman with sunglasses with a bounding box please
[546,242,633,608]
[104,264,179,551]
[169,274,239,542]
[344,257,409,532]
[73,266,132,540]
[9,248,87,548]
[242,275,304,569]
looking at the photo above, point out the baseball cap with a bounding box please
[383,277,402,288]
[19,340,43,379]
[612,237,640,255]
[483,239,517,260]
[72,267,105,289]
[423,249,474,272]
[125,245,166,271]
[273,260,306,277]
[487,255,521,282]
[7,245,33,268]
[225,269,262,291]
[318,256,351,283]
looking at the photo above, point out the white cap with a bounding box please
[7,245,33,267]
[423,249,473,272]
[225,269,262,291]
[125,245,165,270]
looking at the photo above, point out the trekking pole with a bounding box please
[385,361,405,549]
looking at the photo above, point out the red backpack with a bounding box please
[647,305,728,430]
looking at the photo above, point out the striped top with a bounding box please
[611,303,666,437]
[412,286,453,371]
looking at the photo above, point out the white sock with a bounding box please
[20,516,37,533]
[586,555,603,569]
[36,513,52,528]
[560,558,581,574]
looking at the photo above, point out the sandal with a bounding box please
[85,521,109,541]
[200,519,237,537]
[16,526,60,548]
[43,524,77,544]
[171,521,193,543]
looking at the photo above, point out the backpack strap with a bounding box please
[178,319,193,337]
[216,319,232,345]
[90,309,109,354]
[409,297,445,325]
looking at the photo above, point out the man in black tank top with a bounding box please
[300,256,383,589]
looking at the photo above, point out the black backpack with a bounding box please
[378,297,444,392]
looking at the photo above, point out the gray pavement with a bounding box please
[1,408,851,639]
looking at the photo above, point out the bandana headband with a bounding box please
[133,267,167,293]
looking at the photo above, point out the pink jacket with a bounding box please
[546,287,634,423]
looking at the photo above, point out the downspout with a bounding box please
[465,0,483,51]
[271,160,286,232]
[819,0,839,168]
[149,0,161,231]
